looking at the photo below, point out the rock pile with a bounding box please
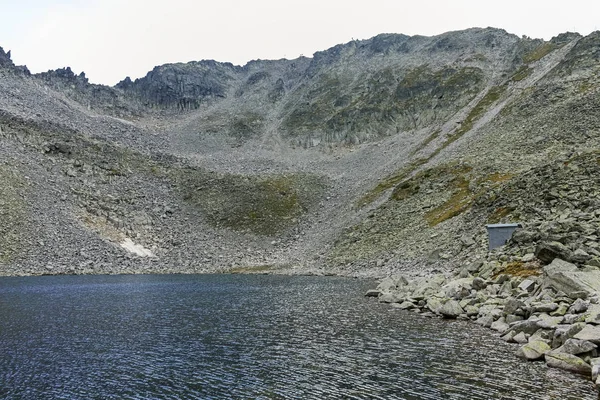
[368,254,600,385]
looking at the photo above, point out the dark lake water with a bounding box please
[0,274,597,399]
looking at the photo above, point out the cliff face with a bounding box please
[0,28,599,277]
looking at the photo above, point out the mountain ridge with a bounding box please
[0,27,598,277]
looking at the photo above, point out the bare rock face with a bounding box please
[544,259,600,299]
[116,61,240,110]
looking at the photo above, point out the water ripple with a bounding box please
[0,274,596,399]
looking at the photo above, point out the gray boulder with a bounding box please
[516,340,551,361]
[514,332,529,344]
[426,297,444,314]
[518,279,537,293]
[472,277,486,291]
[543,258,600,299]
[556,339,597,355]
[536,242,573,264]
[532,302,559,313]
[545,351,591,374]
[553,323,586,348]
[574,324,600,345]
[376,277,397,292]
[439,300,464,319]
[504,298,525,316]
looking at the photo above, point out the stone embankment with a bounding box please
[368,231,600,386]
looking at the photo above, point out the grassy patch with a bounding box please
[454,85,506,138]
[391,181,420,201]
[523,43,558,63]
[511,66,533,82]
[483,172,514,184]
[494,261,541,278]
[424,174,472,226]
[230,112,265,141]
[487,206,515,224]
[175,169,326,235]
[357,158,428,206]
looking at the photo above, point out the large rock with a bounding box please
[516,340,551,361]
[574,324,600,345]
[531,302,559,313]
[509,320,542,336]
[569,298,589,314]
[535,314,564,329]
[503,298,525,316]
[426,297,444,314]
[536,242,573,264]
[491,317,509,333]
[556,339,597,355]
[441,278,473,300]
[439,300,464,319]
[545,351,591,374]
[553,323,586,348]
[378,292,402,303]
[585,304,600,324]
[518,279,537,293]
[543,258,600,299]
[376,277,397,292]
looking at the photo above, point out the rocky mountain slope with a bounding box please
[0,27,599,277]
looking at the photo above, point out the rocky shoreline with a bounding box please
[367,245,600,388]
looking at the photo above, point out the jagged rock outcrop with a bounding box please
[0,47,29,74]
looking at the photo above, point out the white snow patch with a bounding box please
[120,238,156,258]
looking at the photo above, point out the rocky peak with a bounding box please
[116,60,242,110]
[36,67,89,88]
[0,47,30,74]
[0,47,12,67]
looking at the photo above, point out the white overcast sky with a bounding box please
[1,0,599,85]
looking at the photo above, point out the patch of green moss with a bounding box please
[391,180,420,201]
[358,158,428,206]
[454,85,507,139]
[487,206,515,224]
[175,169,326,235]
[511,66,533,82]
[0,166,26,263]
[230,112,264,140]
[422,165,474,226]
[523,43,558,63]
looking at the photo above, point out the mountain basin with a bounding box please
[0,274,596,399]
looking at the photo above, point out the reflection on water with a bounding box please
[0,274,596,399]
